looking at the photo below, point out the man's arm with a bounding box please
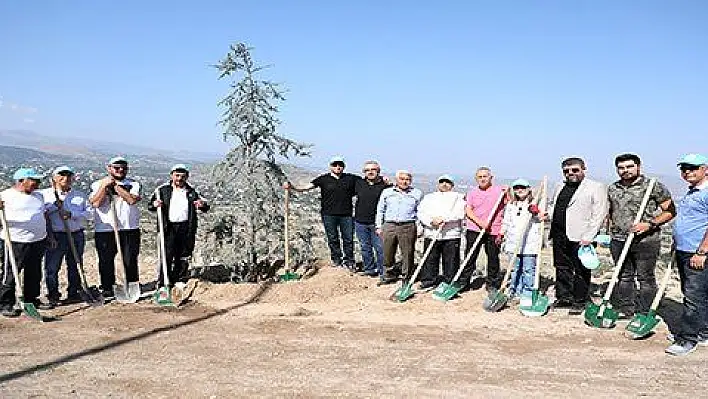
[89,177,114,208]
[580,182,609,243]
[632,182,676,234]
[465,204,487,230]
[283,181,316,193]
[114,183,140,205]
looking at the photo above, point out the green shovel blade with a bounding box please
[483,290,508,312]
[154,287,175,307]
[279,271,301,282]
[625,310,659,339]
[432,281,449,297]
[584,301,618,328]
[519,290,550,317]
[393,282,414,302]
[432,282,461,302]
[20,300,42,322]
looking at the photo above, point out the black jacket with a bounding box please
[148,183,210,254]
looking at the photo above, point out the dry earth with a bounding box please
[0,248,705,398]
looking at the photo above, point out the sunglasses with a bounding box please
[110,164,128,170]
[363,168,378,172]
[512,185,529,190]
[57,171,73,177]
[562,167,582,174]
[679,164,700,172]
[330,162,345,167]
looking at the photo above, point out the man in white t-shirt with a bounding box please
[42,165,93,305]
[89,157,142,298]
[0,168,54,317]
[148,164,209,286]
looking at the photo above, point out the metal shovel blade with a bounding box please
[279,271,301,282]
[625,310,660,339]
[392,282,414,302]
[519,290,550,317]
[20,300,43,322]
[80,286,105,307]
[432,282,462,302]
[114,282,141,304]
[584,301,618,329]
[483,290,508,312]
[431,282,449,298]
[154,286,175,307]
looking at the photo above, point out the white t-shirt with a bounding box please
[0,188,48,243]
[40,187,93,232]
[168,187,189,223]
[90,178,142,232]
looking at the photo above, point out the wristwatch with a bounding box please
[648,220,659,229]
[697,249,708,256]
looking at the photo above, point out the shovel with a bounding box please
[0,201,42,321]
[279,188,300,282]
[53,186,104,307]
[519,176,549,317]
[432,190,507,302]
[153,188,176,307]
[483,184,543,312]
[585,178,656,328]
[625,251,674,339]
[392,195,462,302]
[110,196,141,303]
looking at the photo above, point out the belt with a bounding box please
[384,220,416,225]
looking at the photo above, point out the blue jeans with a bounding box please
[44,231,85,299]
[508,253,537,298]
[321,215,354,265]
[676,250,708,344]
[355,222,383,275]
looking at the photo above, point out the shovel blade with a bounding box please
[279,271,301,282]
[154,286,175,307]
[392,282,414,302]
[114,282,141,303]
[432,282,449,297]
[625,310,660,339]
[519,290,550,317]
[20,300,43,322]
[584,301,618,329]
[432,282,461,302]
[80,286,105,307]
[483,290,508,312]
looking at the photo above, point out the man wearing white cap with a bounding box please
[41,165,93,305]
[666,153,708,356]
[284,156,359,269]
[89,157,142,298]
[416,175,466,289]
[148,164,210,286]
[0,168,54,317]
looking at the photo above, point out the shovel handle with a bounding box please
[650,251,674,311]
[602,178,656,301]
[52,185,91,291]
[533,176,548,291]
[0,200,24,305]
[109,196,129,291]
[155,187,171,288]
[284,188,290,273]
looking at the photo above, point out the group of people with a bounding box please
[0,157,209,316]
[287,153,708,357]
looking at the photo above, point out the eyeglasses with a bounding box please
[111,164,128,170]
[57,171,73,177]
[330,162,345,168]
[363,168,378,172]
[679,164,700,172]
[562,167,582,174]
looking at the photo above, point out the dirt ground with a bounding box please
[0,251,706,398]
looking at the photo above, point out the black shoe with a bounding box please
[62,295,83,305]
[101,289,115,299]
[32,301,55,310]
[569,303,586,315]
[377,277,398,286]
[553,299,574,309]
[1,306,20,318]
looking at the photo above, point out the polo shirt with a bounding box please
[673,180,708,252]
[311,173,358,216]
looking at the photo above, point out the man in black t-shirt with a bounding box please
[285,156,358,269]
[353,161,391,277]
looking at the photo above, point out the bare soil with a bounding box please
[0,252,705,398]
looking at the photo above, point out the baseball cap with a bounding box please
[437,174,455,185]
[53,165,74,175]
[13,168,43,181]
[329,156,345,165]
[108,156,128,165]
[511,178,532,188]
[171,163,190,173]
[677,153,708,167]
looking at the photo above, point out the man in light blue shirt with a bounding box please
[375,170,423,285]
[666,154,708,356]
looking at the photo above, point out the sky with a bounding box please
[1,1,706,181]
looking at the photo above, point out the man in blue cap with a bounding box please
[666,153,708,356]
[0,168,54,316]
[284,156,359,269]
[148,163,210,287]
[41,165,94,305]
[89,156,142,298]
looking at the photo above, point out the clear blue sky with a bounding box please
[1,1,706,180]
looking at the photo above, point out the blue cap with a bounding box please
[437,174,455,185]
[13,168,43,181]
[108,156,128,165]
[329,155,345,165]
[677,153,708,167]
[511,178,532,188]
[53,165,74,175]
[170,163,190,173]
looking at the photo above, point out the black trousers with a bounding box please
[159,221,192,286]
[458,230,501,289]
[0,239,46,308]
[95,229,141,291]
[552,234,591,304]
[609,238,660,314]
[419,238,460,285]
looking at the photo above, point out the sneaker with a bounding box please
[417,281,436,292]
[667,333,708,347]
[553,299,574,309]
[32,301,55,310]
[62,295,83,305]
[665,340,697,356]
[569,303,586,315]
[376,277,398,286]
[1,307,20,318]
[470,270,485,281]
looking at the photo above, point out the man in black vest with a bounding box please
[148,164,210,286]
